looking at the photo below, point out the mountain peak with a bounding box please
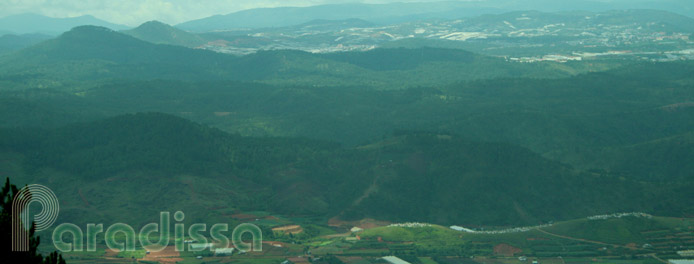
[58,25,124,42]
[124,20,206,47]
[137,20,171,28]
[66,25,115,33]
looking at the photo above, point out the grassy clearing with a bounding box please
[541,216,684,245]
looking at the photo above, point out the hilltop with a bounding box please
[122,20,208,48]
[0,25,238,83]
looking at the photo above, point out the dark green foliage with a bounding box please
[0,178,66,264]
[321,48,475,71]
[21,113,234,177]
[346,133,649,225]
[2,113,691,226]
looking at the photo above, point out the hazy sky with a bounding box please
[0,0,459,26]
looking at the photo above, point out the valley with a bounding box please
[1,1,693,263]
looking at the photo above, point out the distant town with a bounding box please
[195,10,694,63]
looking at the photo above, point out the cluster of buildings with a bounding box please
[191,11,694,65]
[449,223,552,234]
[387,222,432,228]
[587,212,653,220]
[669,260,694,264]
[508,54,582,63]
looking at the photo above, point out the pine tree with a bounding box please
[0,178,66,264]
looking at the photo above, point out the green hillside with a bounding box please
[589,131,694,182]
[357,215,694,259]
[1,113,692,227]
[0,26,239,85]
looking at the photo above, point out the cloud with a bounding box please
[0,0,450,26]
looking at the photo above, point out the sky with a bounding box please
[0,0,459,26]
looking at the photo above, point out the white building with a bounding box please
[450,226,465,231]
[350,226,364,233]
[215,248,235,256]
[382,256,411,264]
[189,243,214,251]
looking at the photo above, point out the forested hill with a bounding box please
[1,113,692,226]
[0,25,614,91]
[0,17,692,228]
[1,61,693,191]
[10,26,228,64]
[0,26,239,82]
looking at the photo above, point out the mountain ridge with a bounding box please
[0,13,129,35]
[175,1,694,32]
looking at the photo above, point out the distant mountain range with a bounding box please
[1,0,691,36]
[0,13,129,35]
[176,0,694,32]
[1,7,691,64]
[175,1,494,32]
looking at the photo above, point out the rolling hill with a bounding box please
[10,25,226,64]
[588,131,694,182]
[0,25,241,84]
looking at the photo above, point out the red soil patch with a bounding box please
[328,217,390,229]
[493,243,522,257]
[231,213,260,220]
[141,246,183,264]
[272,225,303,234]
[338,256,366,264]
[104,249,119,257]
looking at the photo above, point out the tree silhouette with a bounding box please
[1,178,66,264]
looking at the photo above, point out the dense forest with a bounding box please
[1,113,692,227]
[0,25,693,228]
